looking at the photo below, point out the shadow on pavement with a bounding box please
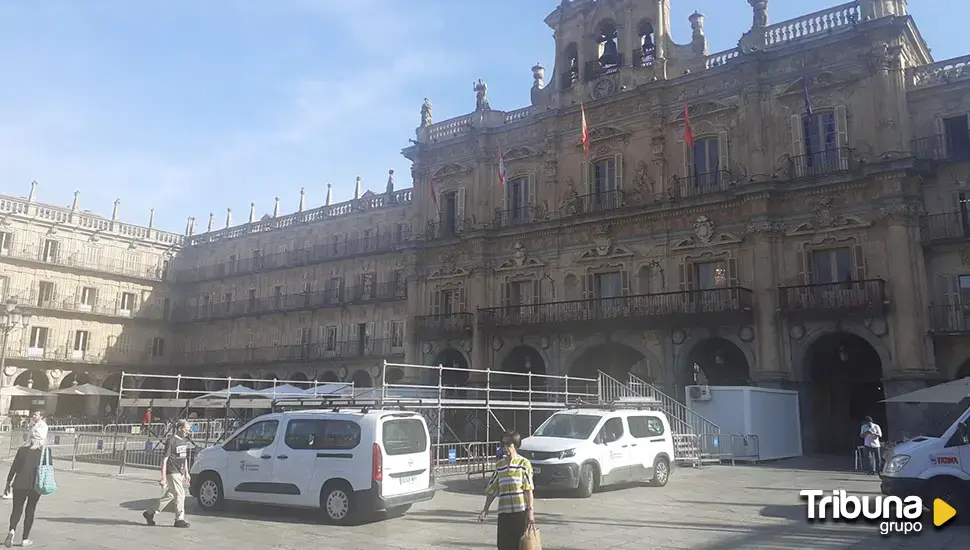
[43,516,143,527]
[118,497,406,527]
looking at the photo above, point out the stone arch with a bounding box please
[677,336,752,388]
[790,323,894,383]
[497,345,547,389]
[58,372,91,389]
[955,358,970,380]
[384,366,405,384]
[675,328,756,388]
[563,333,662,383]
[432,347,471,386]
[257,373,280,390]
[318,370,339,383]
[138,375,176,399]
[351,370,373,389]
[177,376,208,399]
[288,372,311,388]
[102,373,123,393]
[800,329,887,454]
[14,369,51,392]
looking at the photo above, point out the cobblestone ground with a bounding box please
[1,458,968,549]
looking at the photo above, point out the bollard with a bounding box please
[119,437,128,475]
[71,434,80,471]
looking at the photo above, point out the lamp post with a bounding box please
[0,297,32,408]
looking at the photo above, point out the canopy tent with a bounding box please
[193,385,259,400]
[882,377,970,404]
[254,384,310,397]
[302,383,354,397]
[50,383,119,397]
[0,386,49,397]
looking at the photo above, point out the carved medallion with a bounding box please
[694,216,715,244]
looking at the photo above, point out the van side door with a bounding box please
[627,414,667,480]
[593,416,630,486]
[222,418,282,503]
[273,417,363,507]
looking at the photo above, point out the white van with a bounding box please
[881,401,970,513]
[517,405,675,498]
[188,406,435,524]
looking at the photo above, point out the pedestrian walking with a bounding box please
[478,431,536,550]
[4,411,47,501]
[860,415,883,475]
[141,407,153,437]
[142,419,191,528]
[3,414,51,547]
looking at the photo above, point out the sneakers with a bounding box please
[3,530,12,548]
[20,540,32,547]
[1,492,11,500]
[173,520,190,528]
[142,511,156,526]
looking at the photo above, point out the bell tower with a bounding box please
[545,0,671,102]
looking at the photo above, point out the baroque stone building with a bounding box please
[1,0,969,453]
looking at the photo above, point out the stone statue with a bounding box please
[749,0,768,28]
[420,98,433,127]
[631,161,655,204]
[473,79,490,112]
[559,178,580,215]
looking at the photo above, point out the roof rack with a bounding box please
[566,396,663,411]
[271,397,426,413]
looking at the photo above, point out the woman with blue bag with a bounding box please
[3,410,54,547]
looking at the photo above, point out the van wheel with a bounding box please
[576,464,596,498]
[321,482,358,525]
[649,457,670,487]
[387,504,412,517]
[196,473,225,511]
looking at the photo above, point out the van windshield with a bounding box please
[382,418,428,456]
[922,398,970,438]
[533,414,600,440]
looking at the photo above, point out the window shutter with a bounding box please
[382,320,390,341]
[804,249,815,284]
[431,289,441,315]
[582,160,591,195]
[727,258,739,287]
[853,244,867,281]
[679,261,695,290]
[501,282,510,307]
[682,137,690,179]
[717,131,729,174]
[584,273,595,299]
[458,286,467,311]
[620,270,630,296]
[614,154,624,190]
[502,177,509,210]
[75,285,81,304]
[795,248,806,285]
[835,105,849,169]
[790,114,805,177]
[532,279,541,304]
[934,117,946,158]
[527,174,536,209]
[367,321,375,341]
[456,187,466,228]
[66,330,76,353]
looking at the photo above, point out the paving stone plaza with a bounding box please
[1,457,966,549]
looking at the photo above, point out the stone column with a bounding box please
[405,274,421,366]
[885,215,931,374]
[751,229,783,376]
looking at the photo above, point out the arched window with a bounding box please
[561,43,579,89]
[638,21,656,66]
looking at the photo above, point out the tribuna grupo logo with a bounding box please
[800,490,924,536]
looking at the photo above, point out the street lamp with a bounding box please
[0,296,32,395]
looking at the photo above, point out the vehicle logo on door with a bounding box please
[408,459,414,467]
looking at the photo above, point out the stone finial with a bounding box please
[225,208,232,229]
[188,216,196,236]
[185,217,192,235]
[273,197,280,218]
[248,202,256,224]
[531,64,545,89]
[112,199,120,221]
[28,181,38,202]
[71,191,80,212]
[326,183,333,206]
[386,170,395,194]
[689,11,705,36]
[299,188,306,212]
[207,213,214,232]
[148,208,155,229]
[748,0,768,28]
[354,176,362,200]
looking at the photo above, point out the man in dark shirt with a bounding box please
[142,420,192,528]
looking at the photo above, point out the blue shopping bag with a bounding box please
[34,447,56,496]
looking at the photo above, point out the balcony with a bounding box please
[493,206,542,229]
[560,190,625,217]
[175,229,410,283]
[787,148,852,179]
[424,217,471,240]
[173,281,407,322]
[2,347,168,366]
[11,287,169,321]
[170,338,403,367]
[778,279,886,320]
[929,305,970,334]
[911,134,970,163]
[478,288,754,330]
[671,170,735,200]
[414,313,474,340]
[0,246,169,281]
[584,55,623,82]
[921,212,970,244]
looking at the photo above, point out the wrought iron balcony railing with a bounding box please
[559,190,625,217]
[414,313,474,340]
[787,147,852,179]
[778,279,886,319]
[921,211,970,244]
[672,170,735,199]
[911,134,970,162]
[2,346,167,366]
[170,338,404,367]
[173,281,407,322]
[478,287,753,329]
[424,217,470,240]
[493,206,542,229]
[0,246,169,281]
[929,304,970,334]
[174,228,410,283]
[10,287,170,321]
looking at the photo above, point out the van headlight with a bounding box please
[560,449,576,459]
[883,454,910,474]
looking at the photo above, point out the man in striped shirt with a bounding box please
[478,431,535,550]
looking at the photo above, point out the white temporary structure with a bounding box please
[882,377,970,404]
[51,383,119,397]
[0,386,49,397]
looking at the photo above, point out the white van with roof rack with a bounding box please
[517,398,675,497]
[188,398,435,524]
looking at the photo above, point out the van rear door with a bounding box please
[378,413,431,498]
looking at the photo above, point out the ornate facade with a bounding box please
[2,0,969,453]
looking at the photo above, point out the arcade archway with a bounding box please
[804,332,885,454]
[289,372,310,388]
[955,359,970,380]
[499,346,547,388]
[682,337,751,387]
[55,372,92,416]
[318,371,339,383]
[258,374,280,390]
[235,374,255,389]
[568,342,647,398]
[497,346,548,436]
[351,370,373,388]
[433,348,470,386]
[11,370,49,416]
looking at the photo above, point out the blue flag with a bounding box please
[802,77,814,121]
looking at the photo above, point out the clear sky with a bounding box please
[0,0,961,234]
